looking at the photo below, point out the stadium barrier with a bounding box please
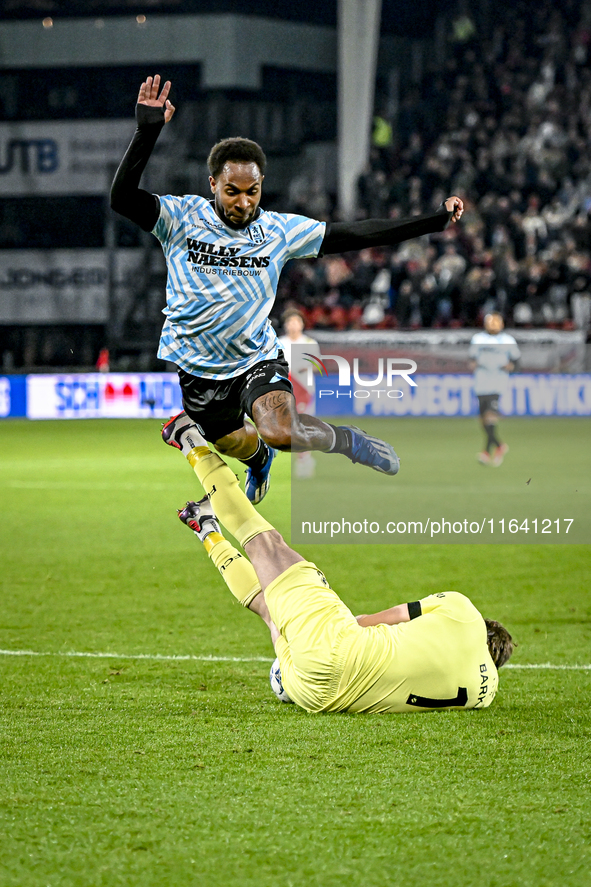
[1,371,590,419]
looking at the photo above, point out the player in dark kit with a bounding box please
[111,75,464,502]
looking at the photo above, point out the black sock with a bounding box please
[484,424,500,452]
[327,424,353,457]
[242,439,270,473]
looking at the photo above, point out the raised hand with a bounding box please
[137,74,175,123]
[444,195,464,223]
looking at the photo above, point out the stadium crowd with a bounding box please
[276,0,591,334]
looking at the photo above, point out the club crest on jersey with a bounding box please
[247,223,265,244]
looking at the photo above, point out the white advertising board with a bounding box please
[26,373,182,419]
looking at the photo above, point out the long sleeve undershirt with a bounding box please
[110,104,163,231]
[110,105,453,247]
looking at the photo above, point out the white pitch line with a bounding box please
[0,649,272,662]
[0,649,589,669]
[505,663,591,670]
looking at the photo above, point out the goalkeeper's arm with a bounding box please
[356,601,422,627]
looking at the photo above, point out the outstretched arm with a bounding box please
[110,74,175,231]
[320,196,464,255]
[356,600,423,627]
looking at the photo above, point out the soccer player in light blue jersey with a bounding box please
[111,75,464,502]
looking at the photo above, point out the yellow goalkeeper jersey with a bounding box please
[265,562,498,714]
[328,592,498,714]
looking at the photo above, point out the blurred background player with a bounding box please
[469,313,521,466]
[111,74,463,503]
[277,309,320,479]
[166,418,514,714]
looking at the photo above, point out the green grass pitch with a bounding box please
[1,417,590,887]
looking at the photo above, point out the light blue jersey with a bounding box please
[152,195,326,379]
[469,331,520,396]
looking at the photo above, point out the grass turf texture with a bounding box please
[1,417,590,887]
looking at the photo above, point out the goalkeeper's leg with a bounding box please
[166,413,305,594]
[166,415,276,546]
[177,498,279,643]
[165,413,301,565]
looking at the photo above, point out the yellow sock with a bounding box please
[187,448,274,547]
[203,532,261,608]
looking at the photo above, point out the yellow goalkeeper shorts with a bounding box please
[264,560,362,712]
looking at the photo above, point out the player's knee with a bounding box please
[214,426,257,458]
[257,421,292,451]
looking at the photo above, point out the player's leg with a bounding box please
[482,408,501,452]
[481,395,508,466]
[212,423,276,504]
[481,397,509,466]
[477,395,503,464]
[171,367,275,502]
[176,495,301,703]
[236,356,399,476]
[170,422,308,644]
[177,476,324,622]
[165,416,348,623]
[164,416,278,547]
[177,497,281,646]
[251,389,400,476]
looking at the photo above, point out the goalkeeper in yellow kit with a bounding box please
[163,412,515,714]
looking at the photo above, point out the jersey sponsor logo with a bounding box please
[185,237,271,269]
[190,214,225,231]
[189,221,219,234]
[247,223,265,244]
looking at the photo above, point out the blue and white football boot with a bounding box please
[341,426,400,476]
[245,445,276,504]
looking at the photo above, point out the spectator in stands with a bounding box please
[277,0,591,332]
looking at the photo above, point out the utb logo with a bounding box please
[0,139,59,174]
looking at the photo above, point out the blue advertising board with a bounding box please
[0,375,27,418]
[314,373,591,417]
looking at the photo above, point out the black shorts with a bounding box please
[178,354,292,442]
[478,394,500,416]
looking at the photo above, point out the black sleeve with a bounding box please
[319,205,453,256]
[110,104,165,232]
